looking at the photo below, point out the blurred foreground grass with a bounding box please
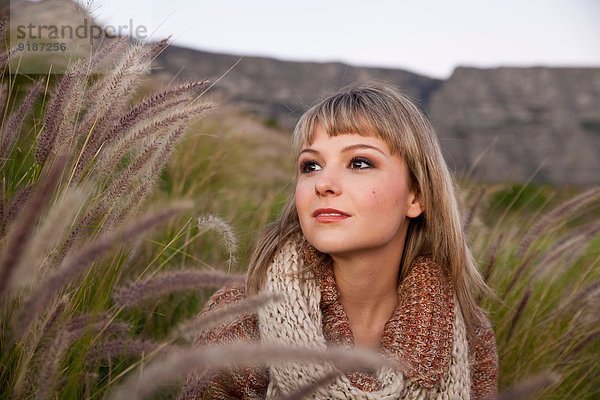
[1,42,599,399]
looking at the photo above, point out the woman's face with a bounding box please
[295,123,423,257]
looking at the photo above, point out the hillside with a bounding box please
[154,45,600,185]
[153,45,442,129]
[430,67,600,184]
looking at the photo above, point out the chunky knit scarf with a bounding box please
[257,234,472,399]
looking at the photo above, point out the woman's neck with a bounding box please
[330,243,405,349]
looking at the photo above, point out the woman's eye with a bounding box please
[349,157,374,169]
[299,160,322,173]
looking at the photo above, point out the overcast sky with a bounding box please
[88,0,600,79]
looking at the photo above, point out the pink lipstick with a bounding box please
[312,208,350,223]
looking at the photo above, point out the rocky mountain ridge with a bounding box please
[154,45,600,185]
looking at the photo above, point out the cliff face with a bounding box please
[429,67,600,184]
[155,45,600,185]
[154,46,442,129]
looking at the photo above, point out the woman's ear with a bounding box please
[406,190,424,218]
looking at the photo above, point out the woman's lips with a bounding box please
[312,208,350,223]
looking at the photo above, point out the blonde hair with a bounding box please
[246,80,490,333]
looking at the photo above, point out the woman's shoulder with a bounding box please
[194,284,260,346]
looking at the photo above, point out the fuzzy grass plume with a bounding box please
[113,269,244,308]
[1,6,600,399]
[198,214,239,269]
[0,25,220,398]
[109,343,402,400]
[469,182,600,399]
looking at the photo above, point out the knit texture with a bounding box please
[179,235,498,399]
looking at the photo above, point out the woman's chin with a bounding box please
[306,238,354,257]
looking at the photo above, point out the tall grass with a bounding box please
[0,26,396,399]
[463,182,600,398]
[1,18,599,400]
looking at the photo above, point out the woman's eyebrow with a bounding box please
[299,144,387,157]
[298,148,318,156]
[342,144,387,156]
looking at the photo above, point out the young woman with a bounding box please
[180,81,498,399]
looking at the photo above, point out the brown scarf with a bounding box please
[257,234,471,399]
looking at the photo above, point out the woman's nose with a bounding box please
[314,169,341,196]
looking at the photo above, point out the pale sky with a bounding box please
[87,0,600,79]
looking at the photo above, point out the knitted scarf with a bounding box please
[257,234,472,399]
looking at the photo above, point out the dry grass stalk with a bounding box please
[533,221,600,280]
[503,251,538,297]
[85,338,161,367]
[98,80,208,147]
[32,312,130,400]
[113,269,245,308]
[13,201,192,337]
[35,62,85,165]
[109,343,401,400]
[10,186,88,293]
[83,43,150,121]
[562,280,600,311]
[103,176,158,230]
[145,37,170,60]
[103,122,196,228]
[11,295,68,399]
[52,69,90,161]
[0,44,13,68]
[64,312,116,335]
[0,79,44,160]
[198,215,239,268]
[495,371,561,400]
[69,41,183,183]
[101,139,161,206]
[0,83,8,122]
[0,16,6,44]
[562,330,600,362]
[0,154,67,299]
[0,19,18,67]
[4,183,34,227]
[482,232,503,283]
[517,186,600,258]
[175,293,281,342]
[463,186,486,233]
[87,37,131,73]
[79,37,144,111]
[94,102,213,182]
[0,181,4,237]
[506,287,531,343]
[70,42,154,180]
